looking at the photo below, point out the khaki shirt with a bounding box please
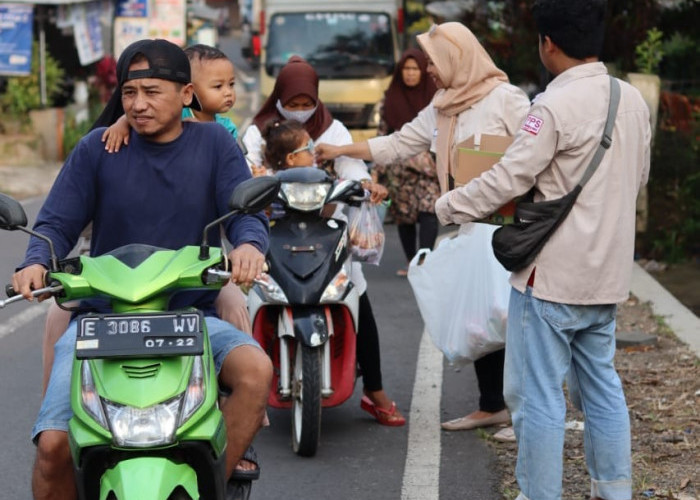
[436,62,651,304]
[368,82,530,179]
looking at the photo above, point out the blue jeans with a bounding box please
[504,287,631,500]
[32,316,260,442]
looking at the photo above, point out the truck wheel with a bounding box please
[291,344,322,456]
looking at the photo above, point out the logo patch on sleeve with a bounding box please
[522,114,544,135]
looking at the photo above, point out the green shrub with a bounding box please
[0,42,65,120]
[643,108,699,262]
[635,28,664,74]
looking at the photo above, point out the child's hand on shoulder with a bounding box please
[101,115,130,153]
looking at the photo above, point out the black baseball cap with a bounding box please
[116,38,201,110]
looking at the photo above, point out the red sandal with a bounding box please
[360,396,406,427]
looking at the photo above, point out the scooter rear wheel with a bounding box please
[291,344,322,456]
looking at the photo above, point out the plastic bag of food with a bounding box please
[347,201,385,265]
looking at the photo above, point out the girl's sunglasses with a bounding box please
[291,138,314,154]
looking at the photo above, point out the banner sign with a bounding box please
[73,1,104,66]
[147,0,186,46]
[0,4,33,76]
[113,17,149,60]
[116,0,148,18]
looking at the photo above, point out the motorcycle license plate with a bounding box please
[76,311,204,359]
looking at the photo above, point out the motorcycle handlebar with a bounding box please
[0,284,64,309]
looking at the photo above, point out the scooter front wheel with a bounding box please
[291,344,322,456]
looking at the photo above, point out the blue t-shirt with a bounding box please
[21,122,268,313]
[182,107,238,139]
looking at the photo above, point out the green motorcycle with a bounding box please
[0,176,279,500]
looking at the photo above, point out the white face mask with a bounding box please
[276,99,317,124]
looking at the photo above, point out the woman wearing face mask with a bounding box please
[242,56,371,182]
[241,57,405,426]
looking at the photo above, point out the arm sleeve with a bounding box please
[241,124,264,167]
[435,104,558,225]
[19,133,98,269]
[368,103,435,165]
[324,121,371,182]
[218,134,270,254]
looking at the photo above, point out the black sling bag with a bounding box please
[491,76,621,272]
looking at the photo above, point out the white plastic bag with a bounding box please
[348,202,385,265]
[407,223,511,366]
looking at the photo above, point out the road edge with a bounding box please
[630,262,700,357]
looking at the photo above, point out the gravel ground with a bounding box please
[489,295,698,500]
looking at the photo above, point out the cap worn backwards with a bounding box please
[117,38,201,110]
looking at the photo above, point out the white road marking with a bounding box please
[0,302,49,340]
[401,329,443,500]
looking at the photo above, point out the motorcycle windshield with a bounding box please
[103,244,169,268]
[264,12,395,79]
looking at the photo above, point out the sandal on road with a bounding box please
[360,396,406,427]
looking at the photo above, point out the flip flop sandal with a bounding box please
[230,445,261,481]
[360,396,406,427]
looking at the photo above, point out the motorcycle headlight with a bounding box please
[320,265,352,302]
[80,361,109,429]
[104,397,181,447]
[281,182,331,211]
[179,356,205,425]
[255,273,288,303]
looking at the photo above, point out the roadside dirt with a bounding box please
[489,295,699,500]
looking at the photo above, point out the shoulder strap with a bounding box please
[578,76,621,187]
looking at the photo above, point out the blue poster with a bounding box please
[0,4,34,76]
[116,0,148,18]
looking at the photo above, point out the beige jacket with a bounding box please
[435,62,651,305]
[368,82,530,190]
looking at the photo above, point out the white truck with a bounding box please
[257,0,405,141]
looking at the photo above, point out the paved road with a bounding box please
[0,195,500,499]
[0,32,504,500]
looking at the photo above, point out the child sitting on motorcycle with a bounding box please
[260,118,406,426]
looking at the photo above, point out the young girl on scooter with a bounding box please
[261,118,406,426]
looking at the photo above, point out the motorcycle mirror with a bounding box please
[228,176,281,214]
[327,179,364,204]
[199,177,281,260]
[0,192,28,230]
[0,192,60,271]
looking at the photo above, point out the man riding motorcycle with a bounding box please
[12,39,271,500]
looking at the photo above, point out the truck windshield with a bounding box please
[265,12,395,79]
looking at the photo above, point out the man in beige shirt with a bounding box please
[435,1,650,500]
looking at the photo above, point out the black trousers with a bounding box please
[397,212,439,262]
[356,292,383,392]
[474,348,506,412]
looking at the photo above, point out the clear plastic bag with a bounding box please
[407,224,510,366]
[347,201,385,265]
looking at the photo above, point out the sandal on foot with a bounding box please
[360,396,406,427]
[231,445,260,481]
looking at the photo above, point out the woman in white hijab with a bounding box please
[316,22,531,439]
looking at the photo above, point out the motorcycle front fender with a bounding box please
[99,457,198,500]
[292,306,329,347]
